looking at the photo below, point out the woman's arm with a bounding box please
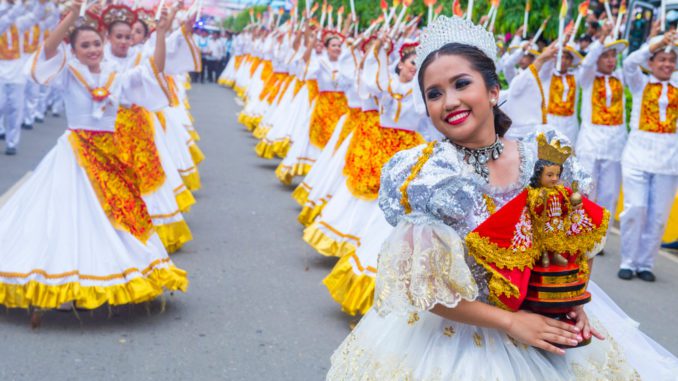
[153,7,169,73]
[432,299,581,355]
[44,0,81,60]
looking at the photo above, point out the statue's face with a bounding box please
[539,165,561,188]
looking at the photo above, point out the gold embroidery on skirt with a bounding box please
[69,130,155,242]
[114,105,166,195]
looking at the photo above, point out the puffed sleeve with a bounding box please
[373,219,479,317]
[374,142,479,317]
[162,26,202,75]
[119,57,170,112]
[24,43,67,88]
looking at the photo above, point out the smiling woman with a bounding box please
[325,15,677,380]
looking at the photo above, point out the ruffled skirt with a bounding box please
[0,132,188,309]
[328,281,678,380]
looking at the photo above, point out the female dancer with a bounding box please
[0,0,187,313]
[102,4,194,253]
[327,16,677,380]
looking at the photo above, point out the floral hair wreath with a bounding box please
[101,5,138,29]
[399,41,419,60]
[322,29,346,45]
[64,11,102,43]
[134,8,157,32]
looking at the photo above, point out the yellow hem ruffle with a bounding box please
[156,220,193,254]
[252,125,270,140]
[297,201,326,227]
[291,183,311,206]
[187,129,200,142]
[175,188,196,213]
[0,264,188,310]
[275,162,312,186]
[188,143,205,166]
[254,139,277,159]
[181,171,201,191]
[272,138,291,159]
[302,222,358,258]
[322,254,375,316]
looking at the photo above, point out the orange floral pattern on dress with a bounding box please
[334,107,362,152]
[547,75,576,117]
[259,72,286,103]
[114,105,166,195]
[68,130,154,242]
[0,26,20,60]
[234,56,244,70]
[306,80,319,104]
[275,75,295,105]
[308,91,349,149]
[248,57,262,77]
[22,25,40,54]
[639,83,678,134]
[259,60,274,83]
[591,76,624,125]
[344,113,424,200]
[293,79,305,97]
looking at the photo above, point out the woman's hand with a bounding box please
[567,305,605,341]
[504,310,581,355]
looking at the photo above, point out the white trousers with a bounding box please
[0,82,26,149]
[23,80,41,125]
[619,166,678,271]
[578,156,622,219]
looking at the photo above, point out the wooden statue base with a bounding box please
[522,263,591,348]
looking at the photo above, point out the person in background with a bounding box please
[618,30,678,282]
[204,30,224,83]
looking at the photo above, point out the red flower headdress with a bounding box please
[101,5,138,29]
[134,8,156,32]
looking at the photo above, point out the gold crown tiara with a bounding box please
[537,133,572,165]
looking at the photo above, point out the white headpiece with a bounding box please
[415,15,498,70]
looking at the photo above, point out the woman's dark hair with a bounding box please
[69,25,102,46]
[529,159,562,188]
[417,42,512,137]
[395,51,415,75]
[108,20,131,35]
[324,36,340,48]
[136,20,150,38]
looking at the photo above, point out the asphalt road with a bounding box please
[0,83,675,380]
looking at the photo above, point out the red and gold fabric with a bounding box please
[466,187,609,311]
[0,26,20,60]
[591,76,624,125]
[344,114,424,200]
[639,83,678,134]
[68,130,155,243]
[308,91,349,149]
[113,105,166,196]
[547,75,576,117]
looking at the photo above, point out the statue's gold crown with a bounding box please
[537,133,572,165]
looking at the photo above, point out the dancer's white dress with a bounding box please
[0,46,188,309]
[327,131,678,380]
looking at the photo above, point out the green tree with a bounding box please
[226,0,569,40]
